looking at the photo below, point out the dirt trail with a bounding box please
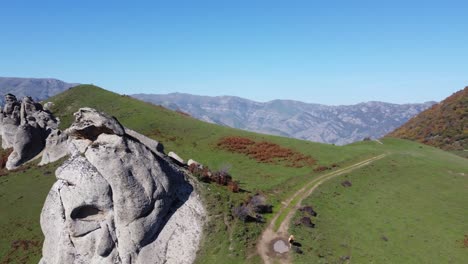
[257,154,387,264]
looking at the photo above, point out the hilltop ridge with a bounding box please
[389,86,468,151]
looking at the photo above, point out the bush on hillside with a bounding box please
[232,194,272,222]
[188,162,240,193]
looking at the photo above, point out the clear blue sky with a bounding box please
[1,0,467,105]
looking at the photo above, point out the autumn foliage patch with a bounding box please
[388,86,468,150]
[217,136,316,168]
[460,235,468,248]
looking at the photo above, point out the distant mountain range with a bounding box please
[0,77,79,103]
[389,86,467,151]
[132,93,435,145]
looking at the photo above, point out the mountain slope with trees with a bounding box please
[389,86,467,152]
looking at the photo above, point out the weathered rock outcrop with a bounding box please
[38,129,69,166]
[0,94,21,148]
[0,94,59,169]
[40,108,205,264]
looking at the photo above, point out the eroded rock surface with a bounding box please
[39,129,69,165]
[40,108,205,264]
[0,94,59,169]
[0,94,21,148]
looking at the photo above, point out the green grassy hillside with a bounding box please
[1,84,466,263]
[1,85,376,263]
[0,160,63,263]
[291,138,468,263]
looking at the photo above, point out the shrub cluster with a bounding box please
[188,163,240,193]
[232,194,273,222]
[313,163,339,172]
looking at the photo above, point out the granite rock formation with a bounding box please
[39,108,205,264]
[0,94,59,169]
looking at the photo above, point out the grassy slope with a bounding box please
[0,160,62,264]
[291,138,468,263]
[0,85,376,264]
[1,85,465,263]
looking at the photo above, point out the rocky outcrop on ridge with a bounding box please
[0,94,59,169]
[39,108,205,264]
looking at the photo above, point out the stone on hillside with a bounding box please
[187,159,202,168]
[43,102,54,111]
[299,205,317,217]
[40,108,205,264]
[296,216,315,228]
[341,180,352,187]
[168,151,185,165]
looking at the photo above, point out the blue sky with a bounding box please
[1,0,467,105]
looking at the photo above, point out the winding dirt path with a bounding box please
[257,154,387,264]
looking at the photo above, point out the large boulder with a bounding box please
[40,108,205,264]
[5,122,47,169]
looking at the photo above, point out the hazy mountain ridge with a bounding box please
[132,93,435,145]
[0,77,79,103]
